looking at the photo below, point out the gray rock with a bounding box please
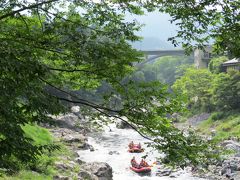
[63,134,87,143]
[71,106,80,113]
[83,162,113,180]
[234,153,240,157]
[169,173,177,178]
[75,158,85,165]
[156,168,172,176]
[53,175,71,180]
[77,142,94,151]
[188,113,210,126]
[222,157,240,171]
[55,162,70,171]
[116,121,131,129]
[54,161,76,171]
[108,151,119,155]
[221,140,240,153]
[89,145,95,151]
[78,170,98,180]
[226,144,240,152]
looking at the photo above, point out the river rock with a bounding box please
[108,151,119,155]
[53,175,71,180]
[222,157,240,172]
[156,168,172,176]
[55,162,70,171]
[221,140,240,153]
[75,158,85,165]
[77,142,92,150]
[78,170,98,180]
[55,161,76,171]
[116,121,131,129]
[63,134,87,143]
[71,106,80,113]
[83,162,113,180]
[188,113,210,126]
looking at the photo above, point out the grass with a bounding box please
[1,170,53,180]
[22,124,53,145]
[197,111,240,141]
[0,124,77,180]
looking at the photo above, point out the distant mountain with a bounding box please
[130,37,175,50]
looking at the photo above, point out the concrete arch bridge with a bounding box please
[136,49,193,67]
[137,47,212,69]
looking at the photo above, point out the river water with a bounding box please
[78,125,204,180]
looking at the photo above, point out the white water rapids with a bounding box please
[77,125,204,180]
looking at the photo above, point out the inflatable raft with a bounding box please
[128,144,144,153]
[128,147,144,153]
[130,166,151,173]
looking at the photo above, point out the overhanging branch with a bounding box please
[0,0,59,20]
[39,77,120,113]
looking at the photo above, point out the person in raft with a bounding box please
[131,156,140,168]
[136,142,141,149]
[139,159,150,167]
[128,141,134,149]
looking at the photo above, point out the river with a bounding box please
[77,124,204,180]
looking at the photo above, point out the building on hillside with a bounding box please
[221,58,240,72]
[194,46,212,69]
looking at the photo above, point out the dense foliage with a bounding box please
[208,56,228,74]
[173,67,240,114]
[1,0,237,171]
[153,0,240,57]
[131,56,193,86]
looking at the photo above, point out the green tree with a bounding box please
[151,0,240,57]
[213,70,240,111]
[172,68,215,112]
[208,56,228,74]
[141,56,193,85]
[0,0,219,170]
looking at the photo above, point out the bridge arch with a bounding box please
[136,49,192,67]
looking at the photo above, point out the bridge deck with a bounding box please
[140,49,186,56]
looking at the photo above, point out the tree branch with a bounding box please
[48,67,104,74]
[39,77,120,113]
[39,77,157,142]
[0,0,59,20]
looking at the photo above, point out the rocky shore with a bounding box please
[47,107,240,180]
[46,107,113,180]
[194,139,240,180]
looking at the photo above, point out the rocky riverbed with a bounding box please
[194,140,240,180]
[47,107,240,180]
[46,107,113,180]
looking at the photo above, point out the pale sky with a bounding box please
[126,11,178,42]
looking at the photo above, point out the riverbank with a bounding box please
[3,107,239,180]
[175,112,240,180]
[50,107,198,179]
[1,106,113,180]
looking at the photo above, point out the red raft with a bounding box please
[128,147,144,153]
[128,145,144,153]
[130,166,151,173]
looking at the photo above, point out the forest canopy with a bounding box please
[1,0,238,171]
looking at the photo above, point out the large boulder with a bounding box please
[53,175,71,180]
[54,161,76,171]
[116,121,131,129]
[221,140,240,153]
[71,106,80,113]
[222,157,240,172]
[83,162,113,180]
[63,134,87,143]
[188,113,210,126]
[78,170,98,180]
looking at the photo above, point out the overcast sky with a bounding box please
[126,11,178,41]
[125,11,178,50]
